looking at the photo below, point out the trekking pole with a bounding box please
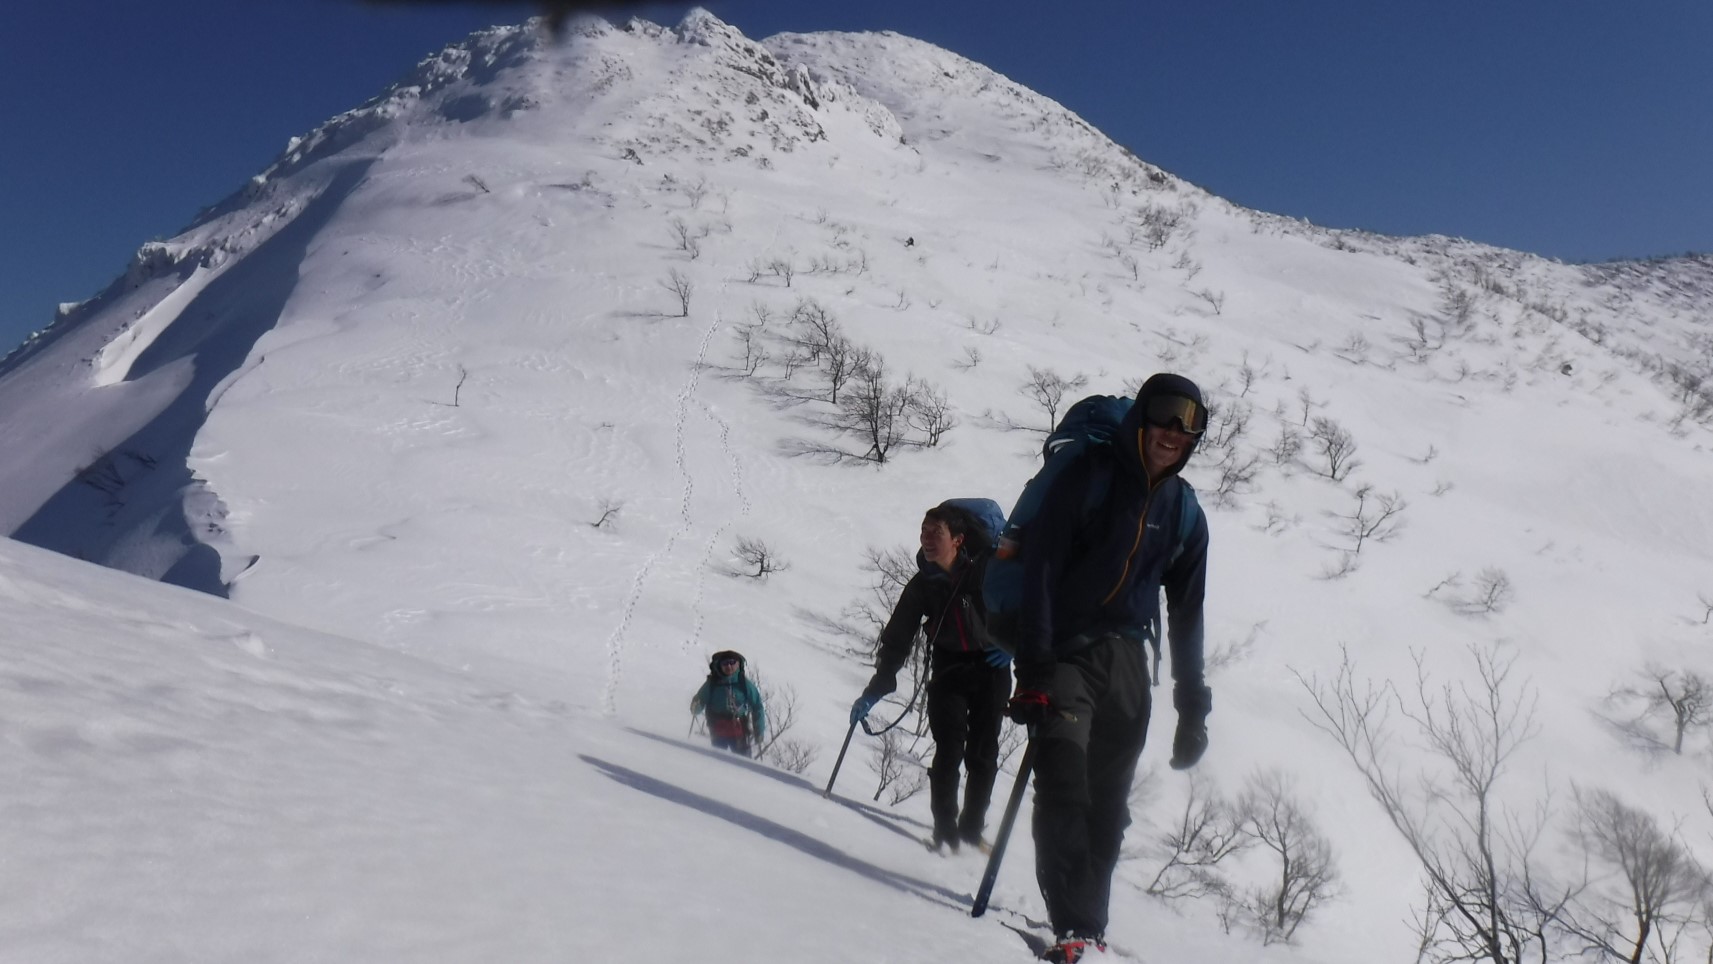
[971,731,1037,918]
[822,719,860,798]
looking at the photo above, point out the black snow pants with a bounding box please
[926,653,1012,843]
[1030,634,1152,939]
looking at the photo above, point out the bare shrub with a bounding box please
[683,175,709,210]
[1235,357,1266,397]
[1135,202,1186,250]
[1212,453,1262,509]
[733,537,789,578]
[838,356,916,464]
[668,217,705,259]
[1205,622,1263,675]
[755,680,818,774]
[1143,774,1248,901]
[1022,366,1089,433]
[1601,667,1713,757]
[1270,426,1302,467]
[1297,645,1550,964]
[1201,399,1251,462]
[1440,282,1477,338]
[816,544,918,663]
[589,498,624,529]
[1308,417,1361,481]
[660,268,693,317]
[1405,314,1444,360]
[1454,567,1514,615]
[1296,389,1321,427]
[1231,770,1340,945]
[1562,787,1711,963]
[996,722,1028,773]
[734,325,768,376]
[1318,551,1360,581]
[788,298,840,366]
[818,336,862,405]
[907,381,957,446]
[1333,485,1408,556]
[870,729,929,804]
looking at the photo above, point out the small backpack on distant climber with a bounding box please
[981,395,1198,655]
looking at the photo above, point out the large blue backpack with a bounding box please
[981,394,1199,655]
[935,497,1006,556]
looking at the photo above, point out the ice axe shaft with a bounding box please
[971,733,1037,918]
[822,718,859,798]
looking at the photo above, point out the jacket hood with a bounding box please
[1116,373,1204,481]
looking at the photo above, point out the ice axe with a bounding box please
[971,729,1037,917]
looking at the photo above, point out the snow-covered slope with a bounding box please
[3,9,1712,962]
[0,535,1084,964]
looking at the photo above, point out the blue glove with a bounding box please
[982,647,1012,668]
[850,695,878,726]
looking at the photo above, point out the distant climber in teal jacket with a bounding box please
[690,650,767,757]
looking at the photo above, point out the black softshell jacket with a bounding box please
[866,553,990,697]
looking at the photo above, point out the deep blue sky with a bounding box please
[3,0,1709,354]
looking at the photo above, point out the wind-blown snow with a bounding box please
[2,8,1711,963]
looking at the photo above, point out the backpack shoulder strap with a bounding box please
[1076,442,1118,526]
[1169,478,1200,568]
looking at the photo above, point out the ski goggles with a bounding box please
[1143,394,1207,436]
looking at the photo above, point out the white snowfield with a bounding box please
[2,8,1711,963]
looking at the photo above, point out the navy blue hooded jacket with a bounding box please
[1014,374,1210,708]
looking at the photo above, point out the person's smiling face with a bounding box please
[919,517,962,569]
[1141,423,1193,481]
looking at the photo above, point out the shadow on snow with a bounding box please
[582,752,967,913]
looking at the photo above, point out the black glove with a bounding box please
[1008,662,1055,726]
[1168,682,1212,770]
[1007,688,1051,726]
[1168,718,1208,770]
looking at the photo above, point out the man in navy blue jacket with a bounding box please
[1008,373,1212,963]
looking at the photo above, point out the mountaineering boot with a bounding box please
[1041,933,1105,963]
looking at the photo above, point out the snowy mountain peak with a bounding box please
[671,6,746,47]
